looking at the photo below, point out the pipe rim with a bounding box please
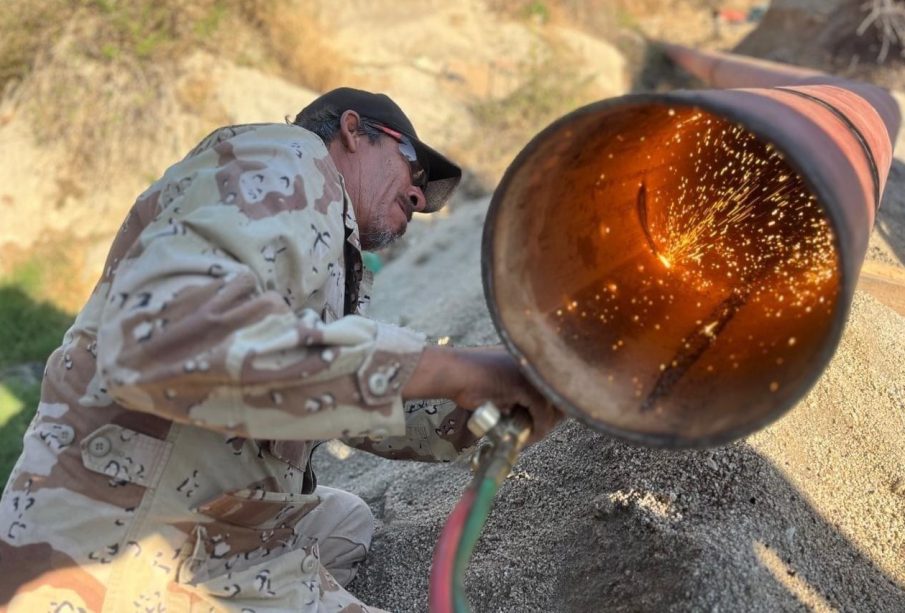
[482,90,853,448]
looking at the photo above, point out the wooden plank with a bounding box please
[857,260,905,316]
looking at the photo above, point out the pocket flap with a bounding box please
[80,423,171,487]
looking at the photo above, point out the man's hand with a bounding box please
[402,345,563,445]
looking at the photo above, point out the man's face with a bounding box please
[351,135,427,250]
[330,113,428,251]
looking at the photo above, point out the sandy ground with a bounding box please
[313,133,905,612]
[316,211,905,610]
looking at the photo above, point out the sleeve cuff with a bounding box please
[355,322,426,408]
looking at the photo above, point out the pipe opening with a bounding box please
[487,101,841,445]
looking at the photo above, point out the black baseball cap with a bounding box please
[296,87,462,212]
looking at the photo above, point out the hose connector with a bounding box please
[467,402,501,438]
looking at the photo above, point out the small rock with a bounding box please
[891,477,905,497]
[592,493,615,518]
[784,526,796,546]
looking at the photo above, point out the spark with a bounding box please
[627,112,836,304]
[556,108,839,403]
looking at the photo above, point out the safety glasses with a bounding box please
[361,119,428,190]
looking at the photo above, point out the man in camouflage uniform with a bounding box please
[0,88,559,611]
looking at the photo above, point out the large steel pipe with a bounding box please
[483,45,899,446]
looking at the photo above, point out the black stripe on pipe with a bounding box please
[775,86,882,212]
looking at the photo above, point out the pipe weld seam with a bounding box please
[775,86,882,212]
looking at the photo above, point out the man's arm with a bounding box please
[343,345,562,461]
[96,124,424,442]
[402,345,562,446]
[342,398,476,462]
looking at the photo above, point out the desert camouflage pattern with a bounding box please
[0,123,474,611]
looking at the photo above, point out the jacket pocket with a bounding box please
[80,423,172,487]
[196,488,320,531]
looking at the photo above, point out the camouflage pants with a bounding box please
[170,485,385,612]
[6,486,386,612]
[296,486,375,588]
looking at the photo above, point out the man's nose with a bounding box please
[407,185,427,213]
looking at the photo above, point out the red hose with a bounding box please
[428,488,476,612]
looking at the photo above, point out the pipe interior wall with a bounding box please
[487,102,843,445]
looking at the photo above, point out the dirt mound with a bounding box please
[734,0,843,67]
[735,0,905,88]
[315,188,905,610]
[0,48,316,301]
[319,0,629,186]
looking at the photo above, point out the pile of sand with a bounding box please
[315,188,905,610]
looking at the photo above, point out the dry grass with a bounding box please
[0,233,100,313]
[2,0,231,177]
[466,32,596,184]
[485,0,699,35]
[0,0,350,307]
[856,0,905,62]
[0,0,344,179]
[0,0,73,97]
[244,0,349,92]
[836,0,905,64]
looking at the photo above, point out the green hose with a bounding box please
[429,406,532,613]
[452,477,500,613]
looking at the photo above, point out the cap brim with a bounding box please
[298,87,461,211]
[410,138,461,212]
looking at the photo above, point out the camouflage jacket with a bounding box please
[0,124,474,611]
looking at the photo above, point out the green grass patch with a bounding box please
[0,378,41,483]
[0,259,74,484]
[523,1,550,23]
[194,1,228,40]
[0,285,73,370]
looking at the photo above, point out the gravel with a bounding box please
[312,189,905,611]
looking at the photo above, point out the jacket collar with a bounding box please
[336,174,373,316]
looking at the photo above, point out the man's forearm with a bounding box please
[401,345,465,401]
[400,344,563,444]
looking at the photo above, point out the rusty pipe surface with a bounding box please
[482,45,900,446]
[659,42,901,209]
[659,42,901,143]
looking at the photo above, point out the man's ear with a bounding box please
[339,110,361,153]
